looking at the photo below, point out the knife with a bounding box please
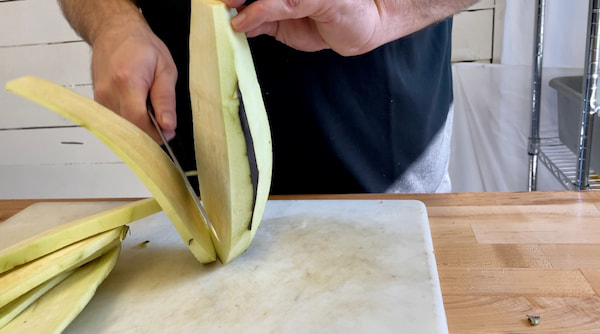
[146,100,220,243]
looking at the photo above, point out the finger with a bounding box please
[117,83,164,144]
[149,60,178,141]
[230,0,323,32]
[244,21,277,38]
[246,20,328,51]
[222,0,246,8]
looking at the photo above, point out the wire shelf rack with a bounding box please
[528,0,600,191]
[538,137,600,190]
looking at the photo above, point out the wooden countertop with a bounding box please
[2,191,600,333]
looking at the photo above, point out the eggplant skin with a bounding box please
[189,0,272,264]
[5,76,217,264]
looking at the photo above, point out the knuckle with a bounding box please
[111,67,138,90]
[93,84,112,107]
[130,114,149,129]
[283,0,300,10]
[160,60,178,81]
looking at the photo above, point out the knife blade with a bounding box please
[146,100,220,244]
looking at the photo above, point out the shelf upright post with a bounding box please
[575,0,600,190]
[528,0,547,191]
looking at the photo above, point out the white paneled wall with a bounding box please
[452,0,504,63]
[0,0,150,198]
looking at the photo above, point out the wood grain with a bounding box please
[541,245,600,269]
[439,268,596,296]
[581,269,600,296]
[435,244,552,268]
[469,203,600,244]
[429,219,479,245]
[444,296,600,333]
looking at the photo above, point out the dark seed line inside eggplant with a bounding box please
[238,88,259,230]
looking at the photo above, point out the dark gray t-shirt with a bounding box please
[138,1,453,194]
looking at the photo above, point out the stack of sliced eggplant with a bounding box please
[0,198,162,332]
[0,227,126,333]
[0,0,272,331]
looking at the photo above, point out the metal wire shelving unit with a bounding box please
[528,0,600,190]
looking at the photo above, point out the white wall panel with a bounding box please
[0,164,151,199]
[0,42,92,128]
[452,9,494,62]
[0,85,93,129]
[1,42,91,87]
[468,0,494,11]
[0,127,121,165]
[0,128,151,198]
[0,0,81,46]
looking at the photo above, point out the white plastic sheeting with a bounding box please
[502,0,588,68]
[449,0,590,192]
[449,63,582,192]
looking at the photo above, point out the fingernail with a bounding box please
[231,12,246,30]
[161,112,176,129]
[163,129,176,141]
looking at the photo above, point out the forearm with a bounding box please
[378,0,478,40]
[58,0,145,45]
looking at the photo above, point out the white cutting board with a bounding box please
[5,200,447,334]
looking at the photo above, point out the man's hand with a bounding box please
[91,22,178,142]
[224,0,478,56]
[224,0,381,56]
[58,0,177,143]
